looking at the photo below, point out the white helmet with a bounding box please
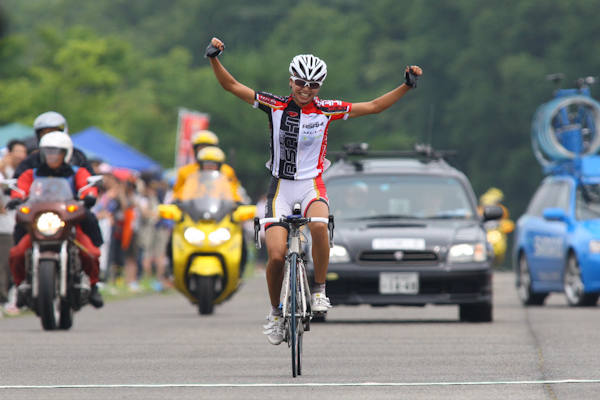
[33,111,68,139]
[39,131,73,163]
[289,54,327,82]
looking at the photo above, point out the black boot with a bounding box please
[16,283,31,308]
[89,285,104,309]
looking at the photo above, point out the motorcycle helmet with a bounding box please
[192,130,219,151]
[289,54,327,83]
[197,146,225,170]
[39,131,73,164]
[480,187,504,206]
[33,111,68,140]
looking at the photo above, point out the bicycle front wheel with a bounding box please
[290,253,300,377]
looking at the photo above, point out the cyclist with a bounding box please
[7,132,104,308]
[206,37,422,345]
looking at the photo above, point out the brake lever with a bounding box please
[328,215,335,248]
[254,217,261,250]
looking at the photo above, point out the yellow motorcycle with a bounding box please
[159,170,255,315]
[484,218,515,268]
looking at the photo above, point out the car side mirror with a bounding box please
[482,205,504,221]
[543,207,568,222]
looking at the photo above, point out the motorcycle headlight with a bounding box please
[329,245,351,263]
[184,227,205,246]
[36,212,64,236]
[448,242,487,263]
[486,229,502,244]
[208,228,231,246]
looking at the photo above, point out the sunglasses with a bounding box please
[290,76,322,89]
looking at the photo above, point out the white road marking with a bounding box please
[1,379,599,389]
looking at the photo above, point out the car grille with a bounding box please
[359,250,438,265]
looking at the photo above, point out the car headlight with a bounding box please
[208,228,231,246]
[448,242,487,263]
[589,240,600,254]
[36,212,64,236]
[329,245,351,263]
[184,227,205,245]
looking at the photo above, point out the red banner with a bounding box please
[175,108,210,168]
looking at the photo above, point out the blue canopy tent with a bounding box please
[0,122,36,150]
[71,127,162,173]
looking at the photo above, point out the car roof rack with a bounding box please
[328,142,458,162]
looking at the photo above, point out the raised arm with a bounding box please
[206,37,255,105]
[348,65,422,118]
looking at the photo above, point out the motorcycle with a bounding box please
[484,218,515,268]
[159,170,256,315]
[7,176,102,330]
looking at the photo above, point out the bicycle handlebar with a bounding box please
[258,216,329,225]
[254,215,334,250]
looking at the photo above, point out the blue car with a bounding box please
[513,159,600,306]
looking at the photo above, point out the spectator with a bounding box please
[92,167,118,282]
[0,140,27,315]
[138,179,171,291]
[109,175,140,292]
[0,139,27,180]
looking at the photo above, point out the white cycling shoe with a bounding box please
[311,293,331,313]
[263,313,284,345]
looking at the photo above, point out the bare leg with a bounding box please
[142,255,153,280]
[265,226,288,307]
[306,201,330,285]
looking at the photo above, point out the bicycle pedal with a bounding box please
[311,311,327,317]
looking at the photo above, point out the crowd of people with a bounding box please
[89,159,174,294]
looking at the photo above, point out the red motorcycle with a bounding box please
[10,176,101,330]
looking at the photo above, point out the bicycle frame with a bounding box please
[254,211,333,377]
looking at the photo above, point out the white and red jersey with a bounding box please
[254,91,352,180]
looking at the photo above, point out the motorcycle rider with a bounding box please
[7,132,104,309]
[12,112,103,250]
[478,187,513,227]
[478,187,514,267]
[13,111,94,179]
[172,130,242,202]
[193,146,244,202]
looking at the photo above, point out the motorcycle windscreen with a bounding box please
[28,178,75,203]
[177,170,236,222]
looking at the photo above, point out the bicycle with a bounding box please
[532,74,600,171]
[254,203,334,377]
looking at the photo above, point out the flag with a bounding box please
[175,108,210,168]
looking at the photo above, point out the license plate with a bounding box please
[379,272,419,294]
[372,238,425,250]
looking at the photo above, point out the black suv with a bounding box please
[307,144,503,322]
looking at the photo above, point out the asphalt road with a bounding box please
[1,270,599,400]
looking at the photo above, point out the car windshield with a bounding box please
[576,184,600,220]
[327,175,475,221]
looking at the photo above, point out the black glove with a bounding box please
[405,66,419,89]
[205,41,224,58]
[6,198,22,210]
[83,195,97,209]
